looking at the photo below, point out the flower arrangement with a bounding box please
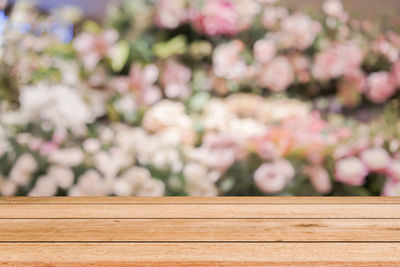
[1,0,400,196]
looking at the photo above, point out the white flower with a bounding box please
[9,153,37,186]
[142,100,196,145]
[94,148,133,179]
[0,177,17,196]
[136,178,165,196]
[114,93,137,118]
[54,59,80,86]
[69,170,108,196]
[183,162,219,196]
[47,165,74,189]
[322,0,344,18]
[49,148,84,167]
[28,175,58,196]
[113,167,165,196]
[202,99,233,132]
[19,84,95,134]
[83,138,101,154]
[228,118,267,140]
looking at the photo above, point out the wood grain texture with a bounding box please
[2,218,400,242]
[1,197,400,266]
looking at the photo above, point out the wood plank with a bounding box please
[1,243,400,266]
[1,203,400,218]
[1,197,399,265]
[2,196,400,204]
[1,218,400,242]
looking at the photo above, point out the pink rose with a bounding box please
[262,6,288,29]
[360,147,391,173]
[280,13,321,50]
[390,60,400,87]
[39,142,59,156]
[258,56,294,92]
[112,63,161,106]
[372,37,399,63]
[191,0,239,36]
[366,72,396,103]
[155,0,187,29]
[254,138,278,160]
[289,53,311,83]
[213,40,246,80]
[254,159,294,194]
[253,39,276,64]
[200,132,245,171]
[161,59,192,99]
[386,160,400,182]
[382,180,400,196]
[312,42,363,81]
[303,165,332,194]
[335,157,368,186]
[73,30,118,71]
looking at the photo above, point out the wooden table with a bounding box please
[1,197,400,266]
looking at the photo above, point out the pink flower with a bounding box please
[254,138,279,160]
[288,53,311,83]
[112,63,162,106]
[312,42,364,81]
[335,157,368,186]
[382,180,400,196]
[303,165,332,194]
[258,56,294,92]
[390,60,400,87]
[191,0,239,36]
[254,159,294,194]
[155,0,187,29]
[386,160,400,182]
[366,72,396,103]
[262,6,288,29]
[372,37,399,63]
[161,59,192,98]
[73,30,118,71]
[213,40,247,80]
[280,13,321,50]
[360,147,391,173]
[253,39,276,64]
[39,142,59,156]
[200,132,245,171]
[343,69,368,92]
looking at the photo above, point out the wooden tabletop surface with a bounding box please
[1,197,400,266]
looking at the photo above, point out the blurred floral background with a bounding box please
[1,0,400,196]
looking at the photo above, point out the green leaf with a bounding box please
[111,40,130,72]
[153,35,187,59]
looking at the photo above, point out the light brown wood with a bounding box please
[2,203,400,218]
[1,218,400,242]
[1,197,400,266]
[3,196,400,203]
[1,243,400,266]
